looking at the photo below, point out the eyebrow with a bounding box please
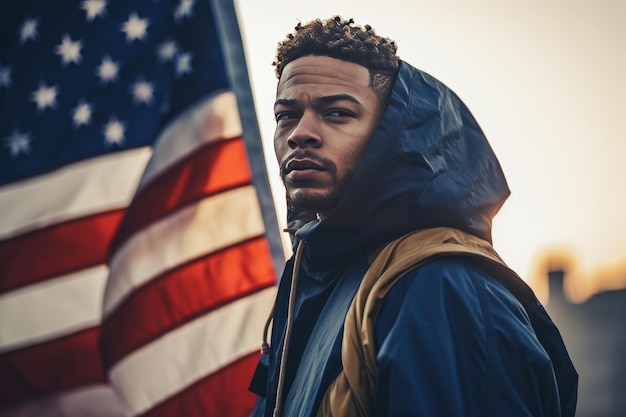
[274,94,362,108]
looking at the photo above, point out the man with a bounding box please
[249,16,577,417]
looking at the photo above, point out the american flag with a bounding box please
[0,0,282,416]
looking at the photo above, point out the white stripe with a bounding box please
[0,384,129,417]
[0,265,107,353]
[0,148,151,241]
[108,286,276,416]
[104,185,265,316]
[138,91,242,190]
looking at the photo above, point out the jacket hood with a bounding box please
[293,60,510,265]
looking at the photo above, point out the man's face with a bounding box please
[274,55,384,219]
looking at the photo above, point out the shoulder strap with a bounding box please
[316,227,536,417]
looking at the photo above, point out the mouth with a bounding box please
[283,158,327,181]
[286,159,325,172]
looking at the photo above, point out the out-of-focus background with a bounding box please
[235,1,626,415]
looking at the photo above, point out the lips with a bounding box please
[285,159,326,173]
[283,158,327,182]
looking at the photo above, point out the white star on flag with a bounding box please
[156,40,178,62]
[56,34,83,66]
[3,129,32,158]
[31,82,59,111]
[97,56,120,83]
[121,13,149,42]
[81,0,108,21]
[72,100,93,127]
[174,0,196,21]
[0,65,11,88]
[176,51,193,77]
[20,17,39,43]
[131,80,154,105]
[103,117,125,145]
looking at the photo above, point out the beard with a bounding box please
[287,182,341,215]
[280,151,354,218]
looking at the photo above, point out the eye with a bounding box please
[325,109,353,118]
[275,112,297,122]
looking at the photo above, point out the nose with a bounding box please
[287,113,322,150]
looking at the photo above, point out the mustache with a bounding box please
[279,151,336,178]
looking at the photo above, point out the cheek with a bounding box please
[334,147,359,175]
[273,135,286,161]
[349,130,373,157]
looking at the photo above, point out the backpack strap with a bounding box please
[316,227,535,417]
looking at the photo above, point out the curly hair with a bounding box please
[274,16,400,100]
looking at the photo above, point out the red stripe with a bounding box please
[101,236,276,368]
[0,210,124,293]
[139,351,261,417]
[0,327,105,406]
[110,137,252,254]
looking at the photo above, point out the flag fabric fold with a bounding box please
[0,0,281,416]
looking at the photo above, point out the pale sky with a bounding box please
[235,0,626,301]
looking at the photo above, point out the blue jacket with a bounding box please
[249,61,577,417]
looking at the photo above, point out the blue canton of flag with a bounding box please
[0,0,228,185]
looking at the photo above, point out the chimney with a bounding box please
[548,269,567,305]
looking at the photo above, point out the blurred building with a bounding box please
[545,271,626,417]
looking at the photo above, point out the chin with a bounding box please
[288,189,338,215]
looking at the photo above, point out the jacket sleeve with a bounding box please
[374,258,562,416]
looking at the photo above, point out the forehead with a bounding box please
[276,56,374,99]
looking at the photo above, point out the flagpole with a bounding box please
[210,0,286,278]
